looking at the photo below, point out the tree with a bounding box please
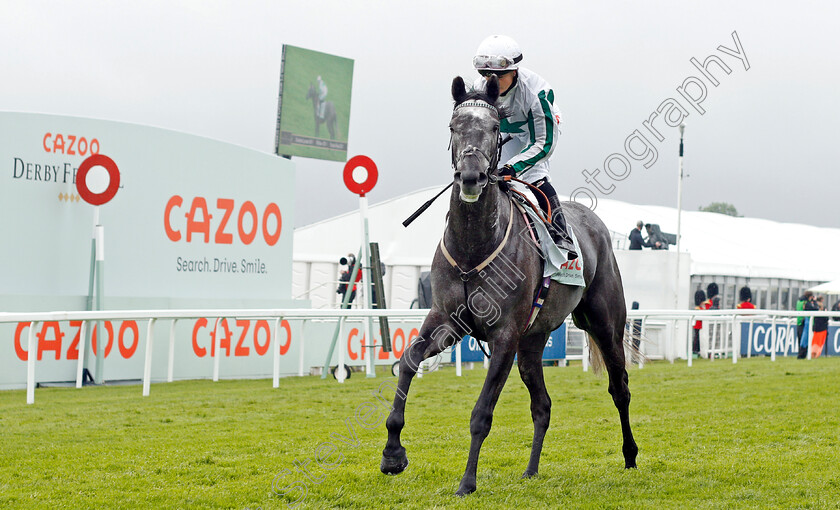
[698,202,741,217]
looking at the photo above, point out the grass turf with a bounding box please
[1,356,839,509]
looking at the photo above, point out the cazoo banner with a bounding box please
[0,111,298,388]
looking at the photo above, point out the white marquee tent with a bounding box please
[294,186,840,308]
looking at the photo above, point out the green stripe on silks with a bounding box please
[515,111,537,174]
[512,90,555,175]
[501,117,527,134]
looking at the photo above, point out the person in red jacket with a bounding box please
[736,287,756,309]
[693,289,706,355]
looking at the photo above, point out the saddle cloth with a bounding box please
[515,200,585,287]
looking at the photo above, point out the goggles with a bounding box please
[478,69,514,77]
[473,53,522,71]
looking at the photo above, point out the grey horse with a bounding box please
[306,83,337,140]
[380,75,638,496]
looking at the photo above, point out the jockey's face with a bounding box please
[483,70,516,94]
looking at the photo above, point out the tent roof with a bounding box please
[808,279,840,294]
[294,186,840,282]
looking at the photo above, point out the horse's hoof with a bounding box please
[521,469,538,479]
[625,461,638,469]
[380,454,409,475]
[455,481,476,497]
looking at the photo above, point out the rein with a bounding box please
[504,176,552,224]
[403,101,510,228]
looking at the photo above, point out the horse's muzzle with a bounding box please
[454,166,489,203]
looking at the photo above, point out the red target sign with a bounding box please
[343,155,378,197]
[76,154,120,205]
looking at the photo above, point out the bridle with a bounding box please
[450,100,505,187]
[449,100,553,223]
[401,98,506,228]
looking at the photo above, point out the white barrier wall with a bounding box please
[614,250,691,360]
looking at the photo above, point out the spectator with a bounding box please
[644,223,669,250]
[627,301,642,351]
[703,283,721,310]
[736,286,756,309]
[628,221,645,250]
[832,300,840,322]
[693,290,706,356]
[702,283,721,357]
[798,292,817,359]
[795,290,813,351]
[811,296,829,358]
[337,253,361,308]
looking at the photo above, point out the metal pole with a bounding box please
[142,318,156,397]
[337,318,346,383]
[94,220,105,384]
[84,210,97,381]
[360,194,375,378]
[167,319,177,383]
[298,320,306,377]
[273,317,281,388]
[76,321,87,388]
[674,123,685,308]
[212,317,222,382]
[456,340,462,377]
[684,317,691,367]
[26,322,39,405]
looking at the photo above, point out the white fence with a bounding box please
[2,308,838,404]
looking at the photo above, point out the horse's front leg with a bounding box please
[456,339,517,496]
[380,310,456,475]
[517,344,551,478]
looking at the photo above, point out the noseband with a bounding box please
[450,101,504,185]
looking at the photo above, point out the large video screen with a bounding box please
[274,45,354,161]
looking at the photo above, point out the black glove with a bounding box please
[499,164,515,178]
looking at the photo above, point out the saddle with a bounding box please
[508,191,585,288]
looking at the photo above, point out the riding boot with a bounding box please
[547,196,578,260]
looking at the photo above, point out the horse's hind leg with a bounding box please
[574,297,638,469]
[517,341,551,478]
[381,310,456,475]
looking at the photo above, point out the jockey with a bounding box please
[472,35,577,259]
[316,75,328,120]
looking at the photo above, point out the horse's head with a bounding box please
[450,75,502,203]
[306,83,316,100]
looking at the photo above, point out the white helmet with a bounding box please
[473,35,523,72]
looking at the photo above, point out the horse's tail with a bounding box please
[587,334,606,374]
[586,331,647,375]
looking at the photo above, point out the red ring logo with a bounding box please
[343,155,378,197]
[76,154,120,205]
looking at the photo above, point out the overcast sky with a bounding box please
[2,0,838,229]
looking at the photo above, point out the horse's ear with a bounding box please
[485,75,500,103]
[452,76,467,103]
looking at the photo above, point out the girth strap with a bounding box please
[524,276,552,333]
[439,200,515,282]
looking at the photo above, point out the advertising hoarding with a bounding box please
[1,111,299,387]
